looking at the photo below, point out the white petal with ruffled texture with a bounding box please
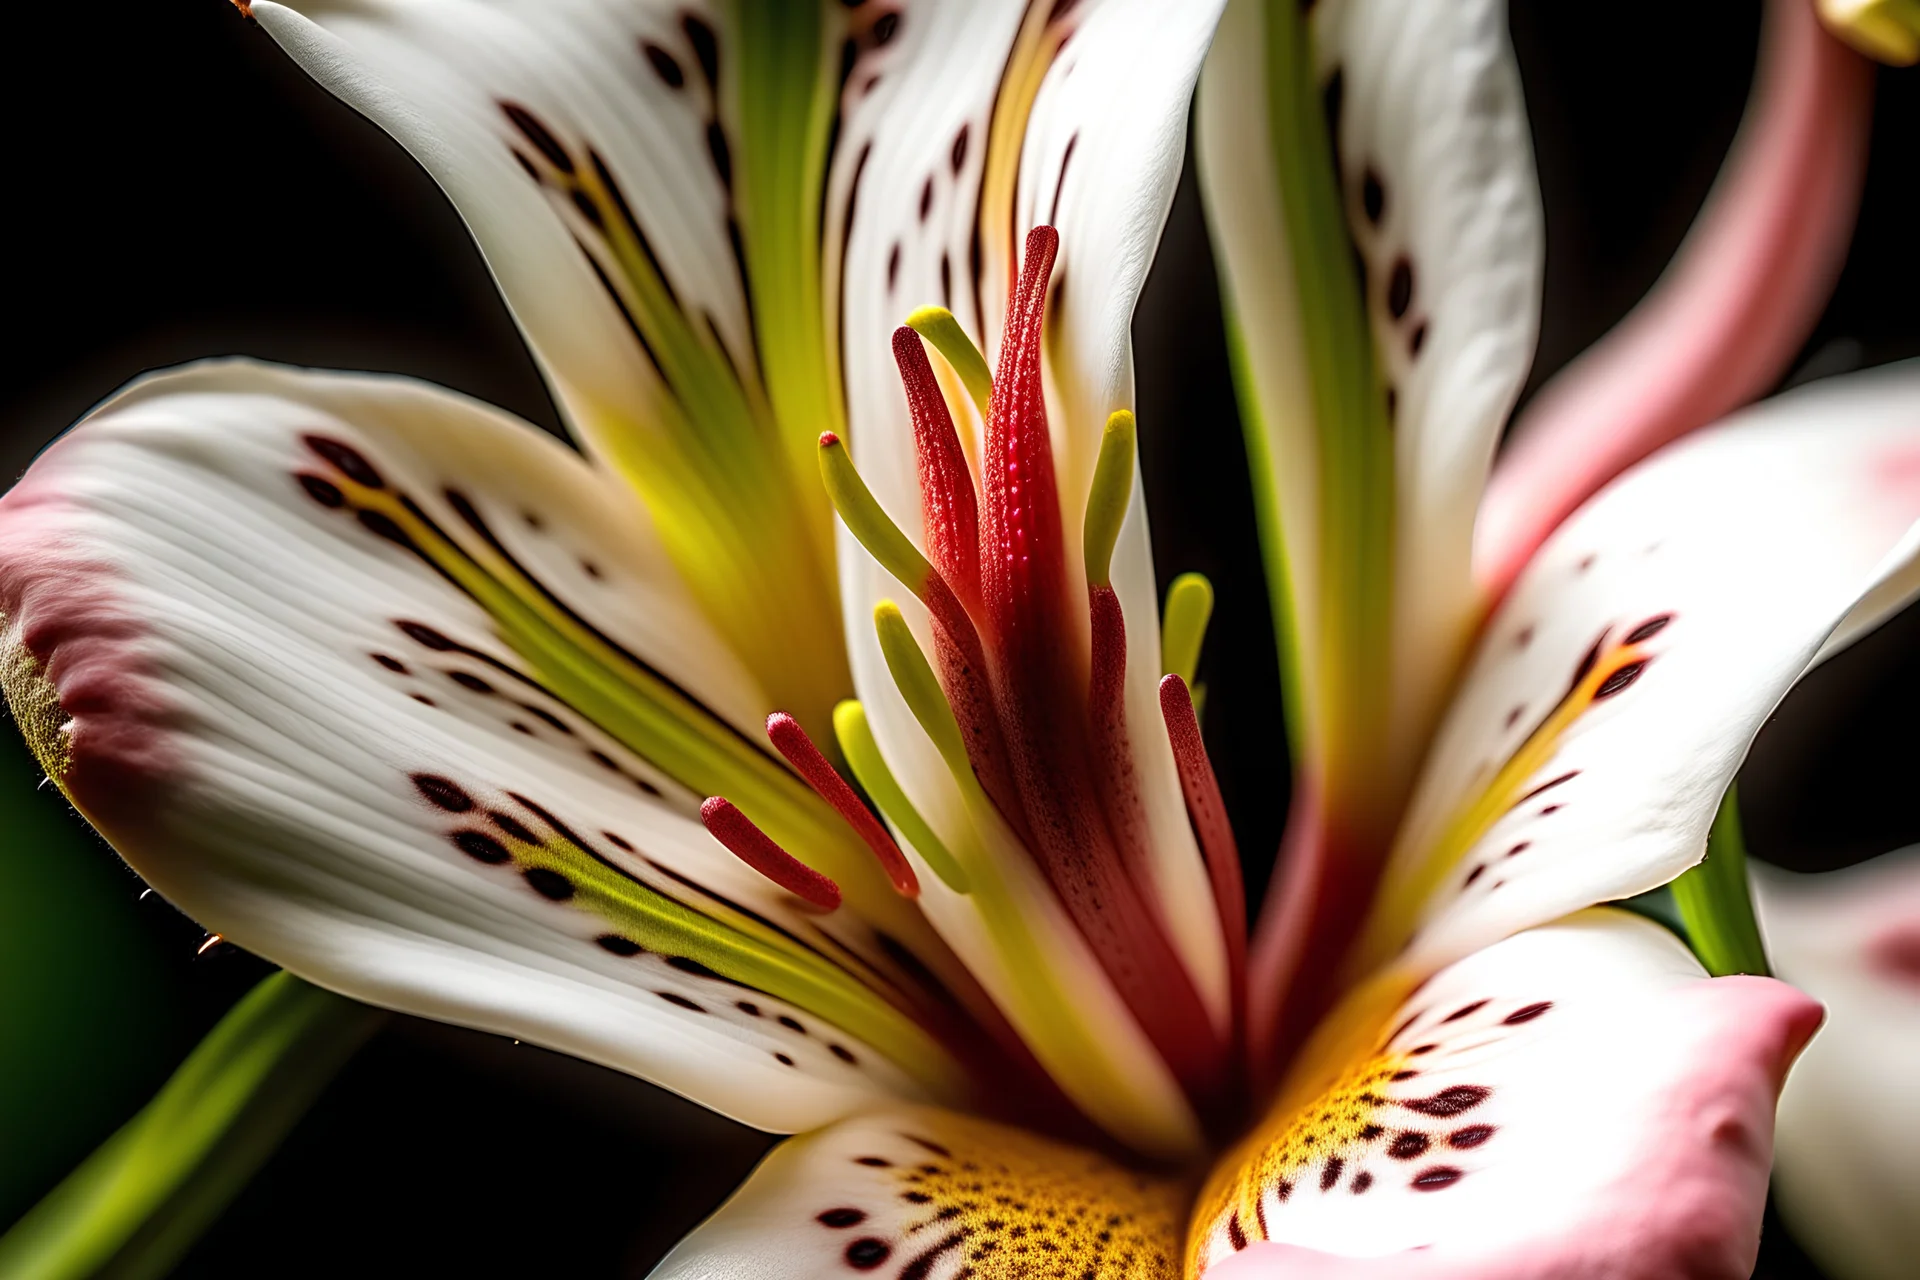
[1355,366,1920,980]
[1194,910,1818,1277]
[1759,850,1920,1280]
[0,361,961,1133]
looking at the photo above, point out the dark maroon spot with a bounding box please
[523,867,574,901]
[1351,1171,1374,1194]
[521,510,544,530]
[1577,554,1596,573]
[1359,1124,1385,1140]
[1626,613,1674,644]
[657,991,705,1013]
[855,1156,892,1168]
[1385,385,1398,421]
[845,1238,890,1270]
[667,956,726,981]
[570,188,606,229]
[1391,1070,1419,1082]
[1518,771,1578,805]
[1504,705,1524,729]
[1594,660,1648,700]
[736,1001,762,1017]
[1444,1000,1489,1023]
[1404,1085,1491,1117]
[1506,841,1531,858]
[596,934,643,956]
[489,811,538,843]
[778,1015,807,1034]
[1514,625,1534,649]
[1388,1132,1430,1160]
[453,830,511,865]
[511,150,541,182]
[940,252,952,308]
[371,653,408,674]
[830,1044,859,1065]
[1570,633,1607,690]
[775,1052,796,1066]
[1540,804,1561,816]
[705,120,733,188]
[522,705,571,733]
[950,124,970,172]
[1412,1166,1464,1191]
[449,671,495,694]
[1360,167,1385,223]
[1463,864,1486,888]
[1409,321,1428,358]
[871,11,899,44]
[1320,1157,1345,1191]
[355,509,414,550]
[587,749,622,773]
[1386,257,1414,319]
[682,14,719,86]
[642,40,685,88]
[1322,66,1344,159]
[1410,1044,1436,1056]
[397,620,457,651]
[412,773,475,812]
[411,695,437,708]
[499,102,573,174]
[511,721,535,736]
[297,473,346,508]
[1504,1001,1553,1025]
[603,831,635,852]
[1386,1012,1421,1045]
[905,1136,952,1158]
[1227,1211,1248,1251]
[886,242,901,291]
[581,559,603,580]
[1449,1125,1495,1149]
[303,435,385,488]
[919,176,934,221]
[818,1208,867,1229]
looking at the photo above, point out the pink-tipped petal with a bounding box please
[1194,914,1821,1279]
[1477,0,1875,598]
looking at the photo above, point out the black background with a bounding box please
[0,1,1915,1275]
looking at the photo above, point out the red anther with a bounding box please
[765,711,920,898]
[894,327,983,614]
[979,226,1069,665]
[1160,674,1248,1028]
[818,431,839,447]
[700,796,842,912]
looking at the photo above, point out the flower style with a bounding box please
[1,1,1916,1278]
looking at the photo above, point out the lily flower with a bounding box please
[1756,847,1920,1280]
[1,4,1915,1280]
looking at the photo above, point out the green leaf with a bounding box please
[1670,784,1772,977]
[0,973,382,1280]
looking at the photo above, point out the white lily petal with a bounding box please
[1196,0,1542,790]
[825,0,1227,1154]
[248,0,850,725]
[1758,849,1920,1280]
[651,1102,1188,1279]
[1356,365,1920,981]
[0,362,963,1133]
[1194,910,1818,1277]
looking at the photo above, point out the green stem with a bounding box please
[1670,784,1772,977]
[0,973,383,1280]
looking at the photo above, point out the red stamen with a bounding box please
[894,326,983,614]
[979,226,1069,663]
[1160,675,1249,1031]
[766,712,919,898]
[700,796,842,912]
[1089,583,1152,882]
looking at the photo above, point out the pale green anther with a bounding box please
[906,306,995,419]
[0,973,382,1280]
[1671,785,1773,977]
[1160,571,1215,686]
[873,601,972,778]
[820,435,934,594]
[834,700,972,894]
[1082,410,1137,588]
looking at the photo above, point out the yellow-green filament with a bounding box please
[872,601,971,776]
[834,700,971,894]
[820,436,934,594]
[906,305,995,419]
[1160,571,1215,686]
[1081,410,1136,588]
[1819,0,1920,64]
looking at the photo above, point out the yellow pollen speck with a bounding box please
[0,614,72,785]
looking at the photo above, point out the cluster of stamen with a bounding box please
[700,227,1247,1128]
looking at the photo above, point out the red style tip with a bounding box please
[819,431,840,448]
[1159,675,1248,1002]
[892,327,983,612]
[766,712,920,898]
[700,795,843,912]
